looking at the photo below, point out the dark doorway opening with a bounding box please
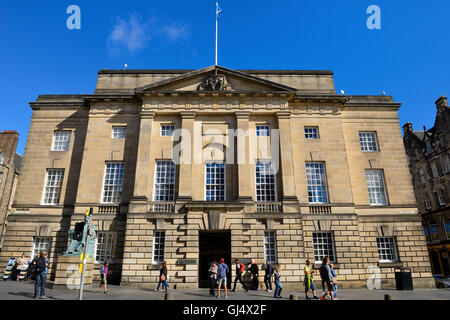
[199,230,232,288]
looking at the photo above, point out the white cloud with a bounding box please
[107,15,190,57]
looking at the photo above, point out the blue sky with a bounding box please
[0,0,449,154]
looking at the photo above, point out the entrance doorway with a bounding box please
[199,230,232,288]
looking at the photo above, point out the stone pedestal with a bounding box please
[54,255,95,289]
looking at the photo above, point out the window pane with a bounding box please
[33,237,52,258]
[304,127,319,139]
[95,232,116,264]
[376,237,398,262]
[359,132,378,152]
[365,170,387,205]
[153,231,166,264]
[205,163,225,201]
[256,125,270,137]
[102,163,124,203]
[52,131,71,151]
[264,231,277,264]
[255,161,276,202]
[42,169,64,205]
[306,162,328,203]
[161,125,175,137]
[153,161,176,202]
[312,232,335,263]
[112,127,127,139]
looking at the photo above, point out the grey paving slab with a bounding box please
[0,280,449,301]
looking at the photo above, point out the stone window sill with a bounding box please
[378,262,403,268]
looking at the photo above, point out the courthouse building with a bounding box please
[0,65,434,288]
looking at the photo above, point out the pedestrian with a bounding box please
[27,254,39,281]
[97,261,109,294]
[320,257,335,301]
[264,260,274,292]
[273,266,282,298]
[155,261,169,292]
[208,262,218,296]
[12,253,26,280]
[231,259,248,293]
[33,250,47,299]
[330,263,338,299]
[248,259,259,290]
[304,259,319,300]
[217,258,229,299]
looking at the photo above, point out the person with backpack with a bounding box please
[304,259,319,300]
[264,260,274,292]
[273,266,283,298]
[320,257,335,301]
[155,261,168,292]
[217,258,229,299]
[330,263,338,299]
[231,259,248,293]
[33,251,47,299]
[248,259,259,290]
[97,261,109,294]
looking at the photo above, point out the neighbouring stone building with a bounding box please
[0,65,434,289]
[0,131,22,252]
[403,96,450,277]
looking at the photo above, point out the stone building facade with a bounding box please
[403,96,450,277]
[0,66,434,289]
[0,131,21,251]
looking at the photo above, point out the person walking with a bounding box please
[273,266,282,298]
[97,261,109,294]
[264,260,274,292]
[320,257,335,301]
[208,262,218,296]
[304,259,319,300]
[33,251,47,299]
[330,263,338,299]
[248,259,259,290]
[217,258,229,299]
[155,261,169,292]
[231,259,248,293]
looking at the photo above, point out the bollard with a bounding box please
[289,294,299,300]
[384,294,392,300]
[164,293,174,300]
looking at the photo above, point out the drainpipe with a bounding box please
[0,159,15,250]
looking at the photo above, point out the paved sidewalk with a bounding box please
[0,280,449,300]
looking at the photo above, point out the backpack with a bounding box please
[35,258,45,273]
[240,264,245,273]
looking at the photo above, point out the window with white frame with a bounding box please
[42,169,64,205]
[205,162,225,201]
[255,161,276,202]
[437,189,446,206]
[428,220,440,241]
[431,162,439,178]
[256,125,270,137]
[312,232,335,263]
[32,237,52,258]
[153,161,176,202]
[424,193,432,210]
[419,169,426,184]
[152,231,166,264]
[95,232,115,264]
[112,127,127,139]
[264,231,277,264]
[426,141,433,154]
[359,132,379,152]
[443,156,450,174]
[376,237,398,262]
[52,131,71,151]
[423,223,431,242]
[102,162,124,204]
[161,124,175,137]
[365,170,388,206]
[304,127,319,140]
[306,162,328,204]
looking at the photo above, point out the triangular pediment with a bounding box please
[135,65,296,94]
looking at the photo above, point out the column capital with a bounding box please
[235,111,251,119]
[140,110,156,119]
[276,111,291,119]
[180,111,196,119]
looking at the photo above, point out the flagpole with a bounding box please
[215,2,218,66]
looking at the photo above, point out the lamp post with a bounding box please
[78,208,93,300]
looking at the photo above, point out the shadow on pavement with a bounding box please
[7,291,63,300]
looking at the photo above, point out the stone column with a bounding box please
[276,111,298,202]
[130,109,155,211]
[177,111,196,201]
[235,111,253,201]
